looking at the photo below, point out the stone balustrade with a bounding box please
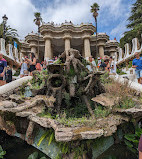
[0,38,21,66]
[115,36,142,65]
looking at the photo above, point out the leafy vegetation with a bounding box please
[120,0,142,48]
[0,23,20,50]
[37,129,97,159]
[94,106,111,118]
[117,97,135,109]
[28,151,47,159]
[0,145,6,159]
[124,126,142,156]
[116,68,126,75]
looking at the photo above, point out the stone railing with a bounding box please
[40,23,96,34]
[0,38,21,64]
[115,36,142,65]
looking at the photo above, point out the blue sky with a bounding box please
[0,0,136,41]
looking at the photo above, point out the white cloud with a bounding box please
[0,0,38,39]
[0,0,132,40]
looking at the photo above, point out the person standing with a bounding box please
[99,59,110,71]
[20,57,28,78]
[132,52,142,84]
[110,56,117,74]
[0,53,7,86]
[6,66,12,83]
[26,53,36,76]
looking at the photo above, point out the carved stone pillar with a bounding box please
[63,34,72,52]
[98,45,104,58]
[29,43,38,58]
[44,35,52,61]
[83,35,91,58]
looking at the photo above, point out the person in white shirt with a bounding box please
[110,56,116,74]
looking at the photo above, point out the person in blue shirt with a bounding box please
[0,53,7,86]
[132,52,142,84]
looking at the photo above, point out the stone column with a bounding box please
[98,45,104,58]
[29,43,38,58]
[63,34,72,56]
[83,35,91,58]
[44,35,52,61]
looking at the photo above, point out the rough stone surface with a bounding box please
[81,129,104,139]
[9,94,25,104]
[0,101,18,108]
[91,93,119,107]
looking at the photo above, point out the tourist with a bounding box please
[132,52,142,84]
[110,56,117,74]
[36,59,42,71]
[97,57,102,68]
[99,59,110,71]
[92,58,97,68]
[139,135,142,159]
[6,66,12,83]
[0,53,7,86]
[26,53,36,76]
[42,60,47,70]
[20,57,28,78]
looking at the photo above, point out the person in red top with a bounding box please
[36,59,42,71]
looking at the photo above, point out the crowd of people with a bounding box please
[87,55,117,74]
[2,51,141,87]
[20,53,58,77]
[0,51,117,86]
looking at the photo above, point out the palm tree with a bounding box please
[91,3,100,57]
[33,12,42,58]
[33,12,42,33]
[0,23,20,49]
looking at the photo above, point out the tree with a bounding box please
[33,12,42,58]
[0,23,20,48]
[120,0,142,48]
[90,3,100,57]
[90,3,100,20]
[33,12,42,33]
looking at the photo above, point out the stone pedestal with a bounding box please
[99,45,104,57]
[44,35,52,61]
[83,36,91,58]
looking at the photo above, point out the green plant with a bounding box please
[100,72,112,84]
[94,106,110,118]
[117,97,135,109]
[0,145,6,159]
[116,68,126,75]
[28,151,47,159]
[124,126,142,156]
[37,129,55,147]
[128,61,132,68]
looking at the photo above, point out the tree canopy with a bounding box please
[120,0,142,48]
[0,23,20,48]
[33,12,42,27]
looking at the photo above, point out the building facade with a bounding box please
[21,22,119,61]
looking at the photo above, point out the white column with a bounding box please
[65,38,71,51]
[99,45,104,58]
[44,37,52,61]
[29,43,38,58]
[0,38,6,55]
[83,37,91,58]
